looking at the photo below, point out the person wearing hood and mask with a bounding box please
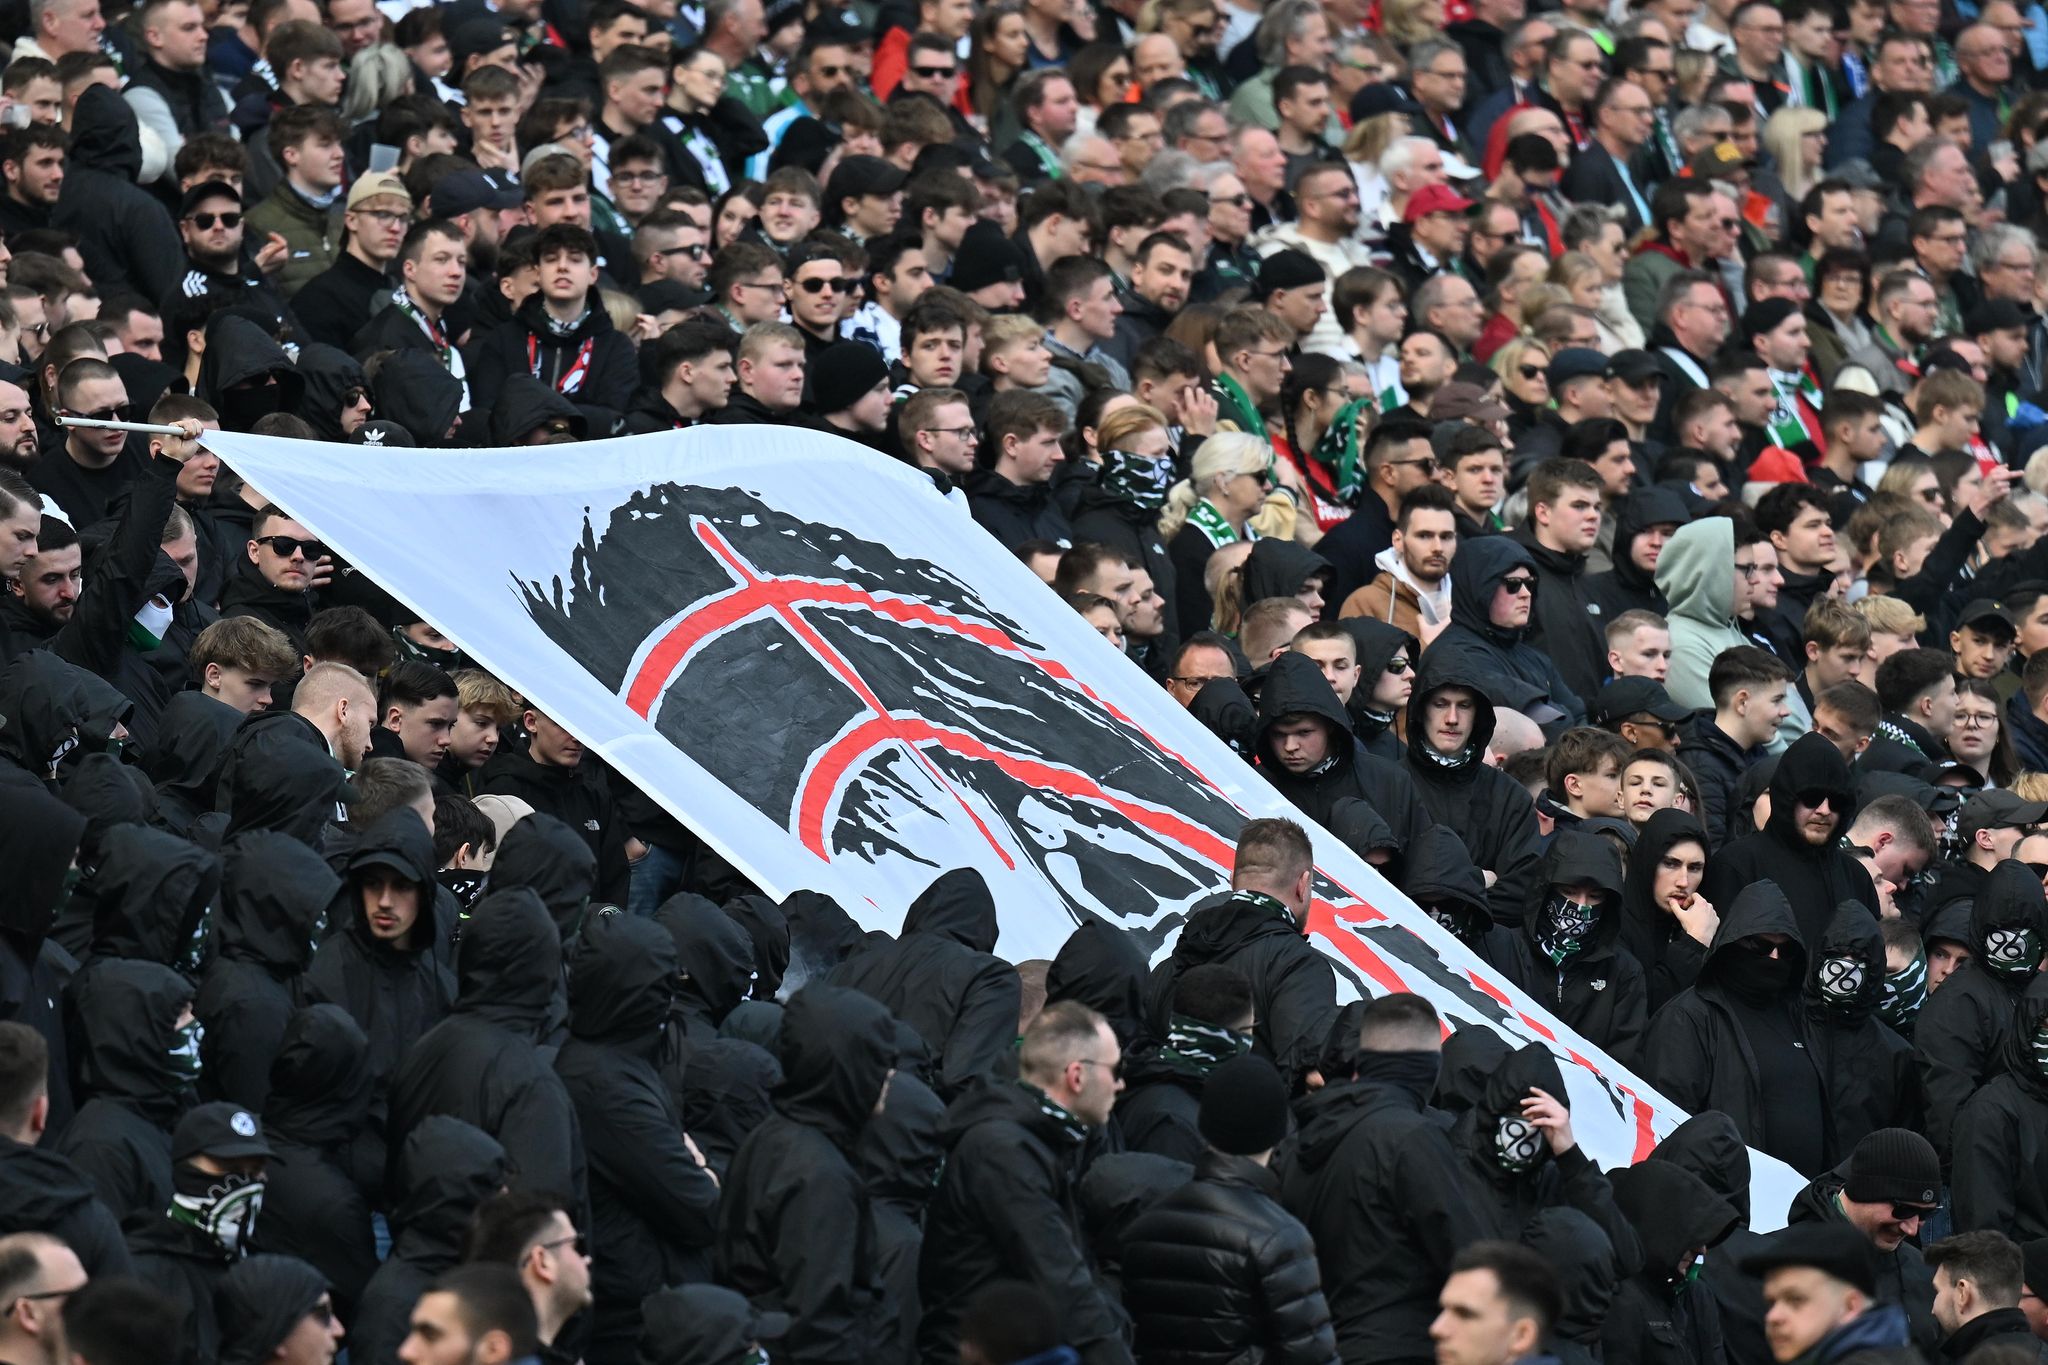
[723,895,790,1003]
[1421,534,1585,731]
[147,690,241,838]
[1252,652,1435,846]
[0,786,84,1137]
[1650,1111,1777,1365]
[373,351,466,447]
[294,345,372,443]
[195,832,343,1112]
[51,86,185,304]
[1783,1128,1944,1356]
[194,314,307,434]
[680,1037,782,1182]
[488,375,587,447]
[1120,1053,1340,1365]
[1521,1207,1624,1365]
[638,1283,791,1365]
[859,1071,946,1365]
[1279,992,1494,1365]
[305,811,453,1114]
[1701,732,1880,951]
[655,894,757,1076]
[1337,618,1417,760]
[1655,516,1752,713]
[717,984,898,1364]
[1402,657,1543,928]
[216,1253,343,1365]
[917,1000,1134,1365]
[1806,903,1921,1166]
[557,913,720,1365]
[1586,484,1692,620]
[55,958,200,1222]
[1620,810,1717,1015]
[1915,858,2048,1166]
[127,1101,275,1365]
[827,868,1021,1101]
[1500,830,1648,1060]
[253,1004,378,1328]
[1117,963,1254,1165]
[1952,997,2048,1243]
[348,1117,507,1365]
[1603,1157,1740,1365]
[1644,881,1830,1178]
[387,888,583,1216]
[1405,826,1516,973]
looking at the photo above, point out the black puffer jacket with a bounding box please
[717,985,897,1365]
[51,86,183,303]
[1619,810,1712,1014]
[1148,888,1335,1090]
[1585,485,1691,620]
[828,869,1020,1099]
[1498,830,1648,1061]
[917,1075,1133,1365]
[860,1070,946,1365]
[1602,1159,1739,1365]
[53,958,192,1221]
[196,833,342,1110]
[1047,917,1153,1051]
[349,1117,508,1365]
[1914,858,2048,1163]
[1252,653,1434,852]
[1277,1064,1494,1365]
[387,888,582,1210]
[1805,901,1920,1165]
[1643,881,1831,1177]
[253,1004,378,1325]
[1401,655,1543,928]
[1120,1147,1338,1365]
[557,912,719,1364]
[1421,535,1584,728]
[304,813,454,1109]
[1951,995,2048,1240]
[146,691,240,838]
[1079,1150,1190,1299]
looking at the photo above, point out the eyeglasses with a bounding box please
[923,425,977,439]
[1734,561,1769,578]
[795,276,856,294]
[910,64,956,79]
[5,1285,85,1316]
[657,243,708,259]
[186,210,241,229]
[733,279,783,292]
[1956,711,1999,727]
[254,535,328,559]
[538,1234,589,1257]
[62,404,131,422]
[1077,1056,1125,1079]
[1242,348,1292,363]
[1499,575,1538,593]
[354,208,410,227]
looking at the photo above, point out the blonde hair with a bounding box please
[1515,282,1571,324]
[982,313,1042,358]
[2010,771,2048,802]
[1490,336,1551,387]
[453,669,521,724]
[1380,0,1442,48]
[1208,539,1255,634]
[600,288,642,336]
[1551,251,1602,291]
[1096,402,1166,454]
[1158,432,1270,539]
[341,43,412,121]
[1853,594,1928,637]
[1342,111,1411,169]
[1762,106,1829,200]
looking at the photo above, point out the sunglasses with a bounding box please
[1518,364,1545,380]
[1499,575,1538,594]
[341,385,370,408]
[658,243,708,259]
[1208,192,1253,208]
[796,276,856,294]
[1890,1203,1936,1222]
[186,210,241,230]
[254,535,329,559]
[1795,789,1838,811]
[63,404,132,422]
[1386,656,1412,675]
[911,64,956,79]
[2026,861,2048,880]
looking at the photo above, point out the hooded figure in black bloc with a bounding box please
[1252,652,1434,848]
[1805,901,1921,1166]
[1422,534,1585,729]
[1603,1158,1740,1365]
[1498,831,1649,1061]
[1402,654,1543,927]
[1619,810,1714,1015]
[1649,1111,1777,1365]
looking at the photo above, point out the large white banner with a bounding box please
[205,425,1802,1223]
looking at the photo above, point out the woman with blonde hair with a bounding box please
[1491,336,1553,449]
[1162,433,1280,637]
[1343,111,1413,223]
[342,44,414,123]
[1380,0,1446,49]
[1762,106,1829,205]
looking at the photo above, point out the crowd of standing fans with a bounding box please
[14,0,2048,1358]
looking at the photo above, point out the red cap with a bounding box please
[1403,182,1476,224]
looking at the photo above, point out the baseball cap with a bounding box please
[1608,349,1665,384]
[1688,140,1751,178]
[172,1102,275,1163]
[177,179,240,217]
[1428,382,1510,423]
[1349,83,1422,121]
[431,167,521,218]
[1957,598,2016,640]
[1958,788,2048,839]
[1546,347,1612,389]
[448,18,514,67]
[1403,183,1475,223]
[346,171,412,212]
[1832,158,1885,191]
[1591,676,1691,727]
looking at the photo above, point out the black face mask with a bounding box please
[1726,937,1798,1000]
[437,868,487,912]
[219,379,284,432]
[1355,1049,1441,1103]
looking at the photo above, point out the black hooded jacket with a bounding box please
[373,350,465,445]
[1602,1159,1739,1365]
[294,344,370,443]
[1952,996,2048,1241]
[859,1070,946,1365]
[1499,830,1649,1060]
[1336,618,1414,759]
[1642,881,1831,1177]
[917,1074,1134,1365]
[1240,539,1332,609]
[348,1117,508,1365]
[1585,485,1692,620]
[1621,811,1713,1014]
[1422,535,1585,728]
[0,1131,135,1279]
[213,715,352,850]
[387,888,583,1212]
[469,293,638,437]
[964,468,1076,549]
[679,1037,781,1180]
[477,744,632,904]
[1915,858,2048,1163]
[827,869,1020,1099]
[1401,654,1543,927]
[657,894,755,1065]
[218,554,317,658]
[1066,482,1180,663]
[1046,917,1152,1051]
[252,1004,379,1324]
[488,375,587,446]
[558,913,719,1363]
[303,812,455,1110]
[1524,1207,1622,1365]
[1278,1064,1495,1364]
[147,692,240,838]
[1147,885,1335,1090]
[1701,732,1879,950]
[54,958,192,1221]
[193,314,306,434]
[196,832,343,1111]
[1507,525,1608,708]
[1120,1145,1337,1365]
[1400,825,1514,969]
[1649,1112,1776,1365]
[1252,652,1434,850]
[1806,902,1920,1164]
[0,783,83,1132]
[717,985,898,1365]
[75,822,218,968]
[52,86,184,303]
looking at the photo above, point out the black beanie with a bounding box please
[1841,1127,1940,1206]
[217,1255,329,1365]
[809,341,891,415]
[1742,296,1801,347]
[1198,1054,1290,1155]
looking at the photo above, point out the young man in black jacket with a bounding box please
[468,223,637,437]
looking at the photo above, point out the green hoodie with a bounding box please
[1654,517,1747,713]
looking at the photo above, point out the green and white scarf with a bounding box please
[1765,367,1822,450]
[1188,498,1255,549]
[1156,1013,1252,1074]
[1214,372,1271,449]
[1311,395,1376,507]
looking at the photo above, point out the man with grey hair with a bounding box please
[1164,97,1229,159]
[21,0,105,61]
[1226,0,1334,129]
[1467,15,1560,151]
[1652,270,1732,433]
[1972,222,2040,304]
[1060,131,1123,186]
[1875,137,1981,257]
[1416,272,1485,352]
[1407,39,1475,162]
[1375,135,1447,230]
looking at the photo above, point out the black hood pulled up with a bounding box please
[1447,535,1539,645]
[221,726,352,848]
[487,813,595,939]
[194,315,305,423]
[1046,917,1150,1049]
[65,84,141,178]
[1239,538,1332,606]
[902,868,1000,953]
[293,344,369,444]
[488,375,585,446]
[1405,654,1500,777]
[858,1068,945,1203]
[1609,1157,1739,1281]
[70,957,192,1115]
[1618,809,1709,977]
[1764,733,1859,851]
[1403,825,1492,938]
[1650,1109,1754,1227]
[0,784,84,943]
[1805,900,1886,1023]
[780,888,874,993]
[87,825,220,965]
[453,887,560,1029]
[722,894,790,1000]
[1255,650,1355,758]
[1338,617,1416,682]
[1607,485,1693,593]
[341,811,436,949]
[1971,859,2048,963]
[0,651,98,782]
[374,350,463,444]
[773,984,897,1148]
[219,832,343,975]
[263,1002,372,1148]
[657,894,756,1026]
[1699,881,1807,990]
[62,755,154,861]
[145,692,241,817]
[568,910,676,1042]
[1436,1025,1512,1115]
[1523,1207,1621,1346]
[1521,828,1625,957]
[389,1115,507,1259]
